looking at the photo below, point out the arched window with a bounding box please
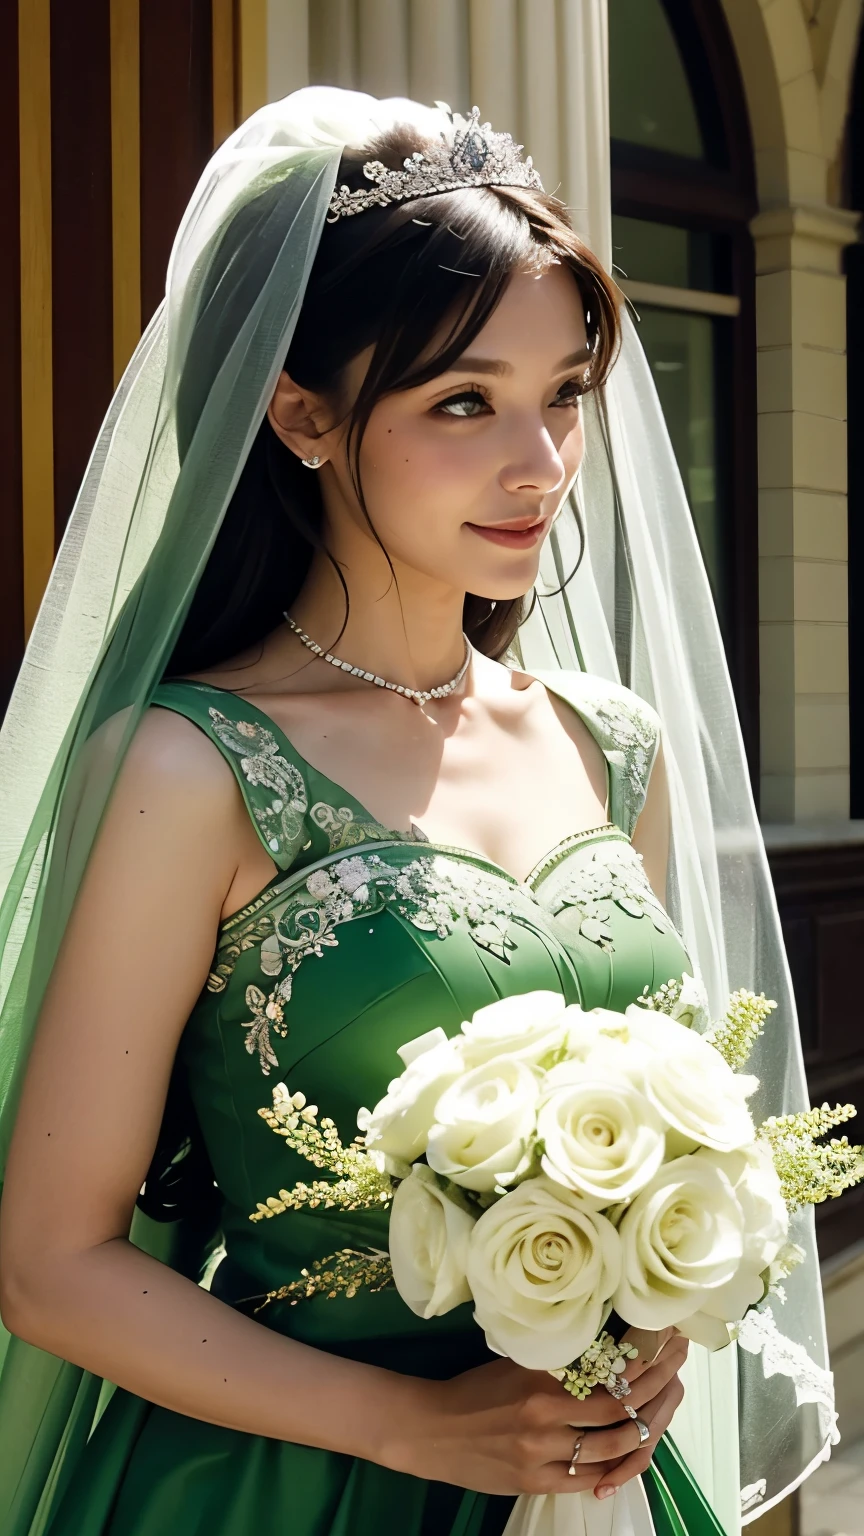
[609,0,759,774]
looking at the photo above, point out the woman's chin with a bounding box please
[468,563,543,603]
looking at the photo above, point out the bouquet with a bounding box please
[249,978,863,1398]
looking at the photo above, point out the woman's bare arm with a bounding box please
[0,708,684,1496]
[0,708,411,1456]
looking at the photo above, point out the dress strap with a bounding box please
[151,680,311,870]
[531,670,662,838]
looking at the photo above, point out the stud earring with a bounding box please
[301,454,322,469]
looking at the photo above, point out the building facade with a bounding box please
[3,2,864,1530]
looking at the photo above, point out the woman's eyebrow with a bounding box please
[446,345,593,378]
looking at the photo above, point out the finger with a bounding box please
[553,1411,652,1467]
[575,1373,685,1467]
[611,1337,689,1415]
[518,1335,688,1432]
[592,1377,686,1499]
[554,1337,687,1429]
[523,1458,622,1498]
[616,1326,678,1381]
[524,1462,617,1498]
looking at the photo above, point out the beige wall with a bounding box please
[720,0,860,819]
[246,0,863,821]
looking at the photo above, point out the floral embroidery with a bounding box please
[237,851,524,1074]
[548,841,676,952]
[208,708,309,862]
[208,912,275,994]
[593,697,657,829]
[309,800,430,854]
[240,982,291,1075]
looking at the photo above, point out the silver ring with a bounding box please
[567,1433,584,1476]
[604,1372,632,1402]
[634,1416,651,1447]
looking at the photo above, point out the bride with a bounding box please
[0,89,833,1536]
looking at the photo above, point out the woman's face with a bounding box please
[293,261,593,601]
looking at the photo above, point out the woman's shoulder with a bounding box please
[109,708,247,861]
[66,706,251,937]
[525,666,661,746]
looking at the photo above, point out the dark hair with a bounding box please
[166,124,620,677]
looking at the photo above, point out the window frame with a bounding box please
[610,0,759,795]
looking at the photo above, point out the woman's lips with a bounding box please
[465,519,548,549]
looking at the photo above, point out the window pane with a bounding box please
[611,215,722,292]
[634,307,730,631]
[609,0,705,160]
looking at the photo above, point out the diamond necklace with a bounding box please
[283,613,472,707]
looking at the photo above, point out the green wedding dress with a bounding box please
[46,669,727,1536]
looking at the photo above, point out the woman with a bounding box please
[0,90,832,1536]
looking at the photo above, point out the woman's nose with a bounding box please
[499,421,567,496]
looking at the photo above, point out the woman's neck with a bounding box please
[284,550,470,696]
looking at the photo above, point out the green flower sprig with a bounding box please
[704,989,777,1071]
[254,1247,394,1313]
[637,977,685,1014]
[552,1331,640,1400]
[757,1103,864,1209]
[249,1083,393,1222]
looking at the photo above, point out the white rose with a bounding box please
[537,1068,666,1206]
[623,1009,757,1152]
[702,1142,788,1270]
[359,1028,463,1170]
[676,1142,790,1348]
[561,1008,655,1087]
[613,1155,745,1331]
[466,1174,621,1369]
[389,1164,476,1319]
[426,1055,540,1192]
[459,991,570,1069]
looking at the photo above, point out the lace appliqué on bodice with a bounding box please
[594,698,657,819]
[309,800,430,854]
[218,851,525,1075]
[209,708,309,863]
[545,841,677,952]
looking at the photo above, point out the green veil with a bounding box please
[0,95,349,1534]
[0,87,836,1535]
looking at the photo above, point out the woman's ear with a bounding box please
[267,371,334,466]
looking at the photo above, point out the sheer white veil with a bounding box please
[517,20,837,1516]
[0,84,835,1536]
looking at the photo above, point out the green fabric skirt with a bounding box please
[45,1379,728,1536]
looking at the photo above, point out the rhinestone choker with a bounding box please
[283,614,472,707]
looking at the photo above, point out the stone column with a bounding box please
[754,202,859,821]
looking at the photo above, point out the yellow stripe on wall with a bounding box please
[212,0,237,147]
[237,0,268,119]
[18,0,54,635]
[110,0,141,385]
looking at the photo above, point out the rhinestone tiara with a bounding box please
[326,104,544,223]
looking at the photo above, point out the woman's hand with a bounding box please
[384,1333,688,1498]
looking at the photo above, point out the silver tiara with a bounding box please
[326,105,544,223]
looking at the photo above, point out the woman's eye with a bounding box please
[435,389,490,418]
[553,378,587,408]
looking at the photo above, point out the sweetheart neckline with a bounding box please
[216,821,628,938]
